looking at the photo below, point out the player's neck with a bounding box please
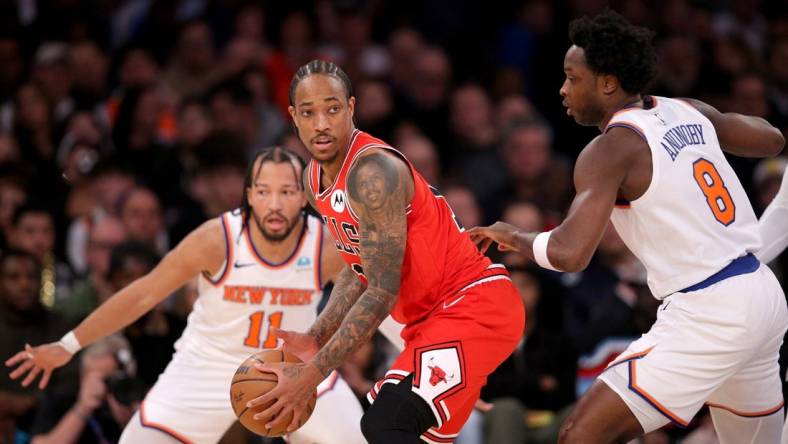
[248,216,306,263]
[598,94,642,131]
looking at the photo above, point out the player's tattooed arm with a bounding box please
[310,151,411,376]
[307,266,366,347]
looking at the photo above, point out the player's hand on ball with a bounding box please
[272,328,319,363]
[468,222,521,253]
[5,342,72,389]
[248,361,323,432]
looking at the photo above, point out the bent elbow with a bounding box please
[550,247,590,274]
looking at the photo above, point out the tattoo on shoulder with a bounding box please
[346,153,406,295]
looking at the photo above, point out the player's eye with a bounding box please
[300,110,312,117]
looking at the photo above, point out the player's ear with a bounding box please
[348,96,356,117]
[601,74,619,96]
[288,105,297,124]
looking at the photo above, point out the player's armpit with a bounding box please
[549,131,640,272]
[309,151,410,376]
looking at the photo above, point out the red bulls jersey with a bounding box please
[308,130,502,325]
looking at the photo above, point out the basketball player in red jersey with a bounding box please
[245,60,525,444]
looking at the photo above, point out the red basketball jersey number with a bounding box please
[692,158,735,226]
[243,311,283,348]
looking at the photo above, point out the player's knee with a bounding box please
[558,418,587,444]
[361,376,437,443]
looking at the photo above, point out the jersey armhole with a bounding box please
[204,213,234,286]
[606,121,661,207]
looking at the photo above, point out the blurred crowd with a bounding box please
[0,1,786,443]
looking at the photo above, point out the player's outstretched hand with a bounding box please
[248,361,323,432]
[467,222,521,254]
[272,328,319,363]
[5,342,73,389]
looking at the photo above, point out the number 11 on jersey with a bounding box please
[243,311,283,348]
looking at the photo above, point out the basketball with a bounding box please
[229,350,317,437]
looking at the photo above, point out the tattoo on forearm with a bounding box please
[311,153,408,376]
[308,267,365,346]
[312,287,397,375]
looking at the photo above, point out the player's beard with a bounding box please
[253,211,300,242]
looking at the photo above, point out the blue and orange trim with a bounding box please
[243,219,307,268]
[139,401,194,444]
[706,401,784,418]
[627,356,689,428]
[205,213,234,287]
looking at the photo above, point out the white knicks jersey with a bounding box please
[173,209,324,363]
[608,96,761,298]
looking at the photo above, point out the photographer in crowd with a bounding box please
[28,335,143,444]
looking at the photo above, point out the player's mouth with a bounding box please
[312,136,335,151]
[563,101,572,116]
[265,217,286,230]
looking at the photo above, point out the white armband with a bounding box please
[58,331,82,355]
[533,231,560,271]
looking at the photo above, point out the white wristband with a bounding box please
[533,231,560,271]
[58,331,82,355]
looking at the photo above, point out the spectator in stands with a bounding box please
[448,84,506,204]
[9,204,72,306]
[0,249,70,442]
[117,187,168,256]
[57,216,127,323]
[29,335,141,444]
[397,135,442,186]
[443,184,484,229]
[493,118,573,222]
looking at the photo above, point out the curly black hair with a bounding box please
[569,10,657,95]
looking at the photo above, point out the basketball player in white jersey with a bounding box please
[5,147,391,444]
[469,10,787,444]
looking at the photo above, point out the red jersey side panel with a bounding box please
[308,130,495,325]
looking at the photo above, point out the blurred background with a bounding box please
[0,1,786,443]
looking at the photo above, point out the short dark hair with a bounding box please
[12,202,52,227]
[288,59,353,106]
[569,10,657,95]
[108,242,160,277]
[0,248,40,272]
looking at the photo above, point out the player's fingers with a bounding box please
[8,359,34,380]
[480,238,493,254]
[253,363,283,377]
[5,350,28,367]
[265,405,294,430]
[21,366,41,387]
[253,398,283,421]
[39,368,52,390]
[498,243,512,252]
[247,387,279,408]
[286,405,305,432]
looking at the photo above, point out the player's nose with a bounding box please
[314,111,330,132]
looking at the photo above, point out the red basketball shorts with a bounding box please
[367,273,525,443]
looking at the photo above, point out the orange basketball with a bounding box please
[229,350,317,437]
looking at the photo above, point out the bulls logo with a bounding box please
[427,357,454,386]
[331,189,346,212]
